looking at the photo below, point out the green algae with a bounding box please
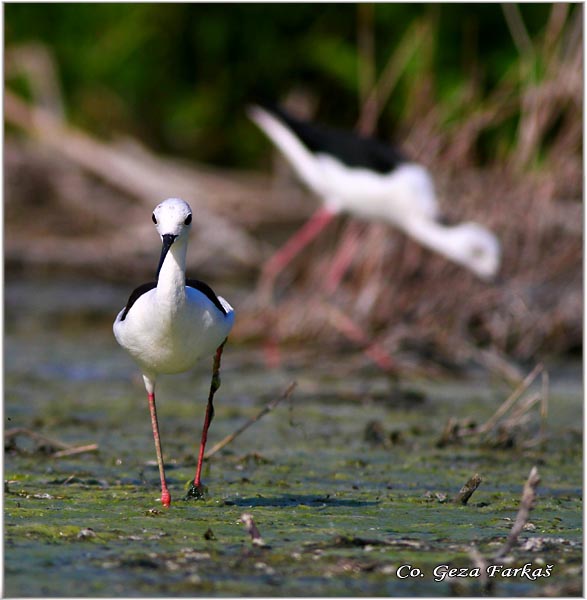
[4,286,583,597]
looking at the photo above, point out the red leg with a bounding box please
[147,391,171,507]
[323,221,363,294]
[258,207,336,302]
[193,389,216,490]
[258,207,336,369]
[326,305,396,374]
[186,340,227,499]
[262,323,282,369]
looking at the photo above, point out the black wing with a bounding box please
[263,103,408,174]
[186,279,228,316]
[119,281,157,321]
[119,279,227,322]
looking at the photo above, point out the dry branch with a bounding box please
[453,473,482,505]
[468,546,493,594]
[5,91,262,269]
[204,382,297,459]
[51,444,99,458]
[5,427,70,450]
[495,466,541,558]
[5,427,98,458]
[437,363,549,449]
[477,363,543,434]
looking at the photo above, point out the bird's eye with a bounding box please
[152,214,157,224]
[184,214,192,225]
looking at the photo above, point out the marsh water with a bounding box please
[4,276,582,597]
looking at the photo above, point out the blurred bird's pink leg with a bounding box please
[147,392,171,507]
[186,340,227,499]
[326,306,396,374]
[259,207,336,369]
[262,327,282,369]
[259,207,336,301]
[323,221,363,294]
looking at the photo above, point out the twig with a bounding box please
[204,382,297,459]
[5,427,71,450]
[468,345,524,382]
[51,444,99,458]
[453,473,482,505]
[503,392,541,427]
[438,363,548,448]
[494,466,540,558]
[468,545,493,594]
[5,428,99,458]
[240,512,268,547]
[477,363,543,434]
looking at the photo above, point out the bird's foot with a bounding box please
[184,481,208,500]
[161,489,171,508]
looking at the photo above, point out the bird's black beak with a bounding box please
[157,234,177,278]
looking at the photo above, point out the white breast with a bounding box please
[113,288,234,377]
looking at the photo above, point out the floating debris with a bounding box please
[77,528,96,539]
[240,512,268,548]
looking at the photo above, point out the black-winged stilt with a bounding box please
[248,103,501,297]
[113,198,234,507]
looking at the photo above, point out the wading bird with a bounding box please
[114,198,234,507]
[248,104,501,298]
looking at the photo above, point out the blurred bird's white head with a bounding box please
[448,222,501,280]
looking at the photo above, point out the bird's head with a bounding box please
[450,222,502,281]
[152,197,193,239]
[152,198,193,277]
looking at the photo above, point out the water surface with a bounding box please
[4,276,582,596]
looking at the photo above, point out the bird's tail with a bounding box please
[247,104,324,193]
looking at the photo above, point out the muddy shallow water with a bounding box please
[4,276,582,597]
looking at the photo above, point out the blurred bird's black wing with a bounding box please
[264,104,409,174]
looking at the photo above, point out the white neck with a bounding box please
[157,237,187,307]
[401,218,498,279]
[403,218,451,254]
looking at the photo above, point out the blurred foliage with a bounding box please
[4,3,579,168]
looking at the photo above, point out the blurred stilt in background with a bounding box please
[248,103,501,371]
[249,103,501,288]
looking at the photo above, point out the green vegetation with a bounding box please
[5,4,580,169]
